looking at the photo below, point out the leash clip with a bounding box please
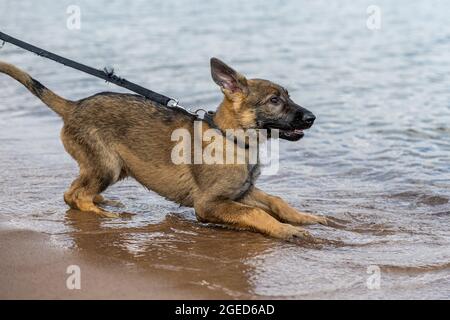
[194,108,208,119]
[0,40,5,49]
[167,98,181,108]
[167,98,198,116]
[167,98,211,121]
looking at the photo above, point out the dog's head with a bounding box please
[210,57,315,141]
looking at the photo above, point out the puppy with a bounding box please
[0,58,327,240]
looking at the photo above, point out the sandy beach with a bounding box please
[0,224,229,299]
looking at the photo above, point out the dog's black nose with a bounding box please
[302,113,316,125]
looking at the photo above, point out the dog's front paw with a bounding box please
[311,215,328,225]
[291,213,328,226]
[275,224,312,241]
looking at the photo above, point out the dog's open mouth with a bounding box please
[263,123,309,141]
[278,128,304,141]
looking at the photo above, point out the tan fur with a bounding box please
[0,58,327,241]
[0,61,73,117]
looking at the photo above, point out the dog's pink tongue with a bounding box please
[294,129,304,134]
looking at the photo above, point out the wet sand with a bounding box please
[0,225,229,299]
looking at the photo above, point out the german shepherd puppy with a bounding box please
[0,58,327,241]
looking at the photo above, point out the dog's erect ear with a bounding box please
[210,58,248,96]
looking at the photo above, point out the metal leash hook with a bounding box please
[167,98,199,116]
[167,98,180,108]
[194,108,208,119]
[167,98,211,120]
[0,40,5,49]
[167,98,183,110]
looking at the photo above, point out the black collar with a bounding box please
[201,111,250,149]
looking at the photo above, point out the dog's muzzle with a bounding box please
[276,109,316,141]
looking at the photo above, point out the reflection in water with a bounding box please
[64,209,275,298]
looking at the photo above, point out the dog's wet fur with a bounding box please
[0,58,328,241]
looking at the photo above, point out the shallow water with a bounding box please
[0,0,449,299]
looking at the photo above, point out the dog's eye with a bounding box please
[270,96,280,104]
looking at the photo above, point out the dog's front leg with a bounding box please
[241,188,328,226]
[195,200,312,241]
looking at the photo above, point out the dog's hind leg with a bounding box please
[63,176,83,209]
[92,168,127,208]
[93,194,124,208]
[61,128,122,217]
[63,171,119,218]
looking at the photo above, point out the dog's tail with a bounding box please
[0,61,74,117]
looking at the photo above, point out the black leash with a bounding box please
[0,31,252,147]
[0,31,184,109]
